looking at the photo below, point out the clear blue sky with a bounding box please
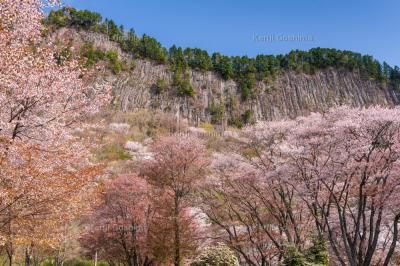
[63,0,399,66]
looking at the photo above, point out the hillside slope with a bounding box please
[53,28,400,126]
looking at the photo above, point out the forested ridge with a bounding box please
[45,7,400,100]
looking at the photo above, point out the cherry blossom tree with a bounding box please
[246,106,400,266]
[0,0,108,153]
[141,135,209,266]
[199,106,400,266]
[279,107,400,266]
[0,142,102,266]
[80,174,154,266]
[0,0,110,263]
[198,150,311,266]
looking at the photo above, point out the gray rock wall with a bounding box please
[54,28,400,124]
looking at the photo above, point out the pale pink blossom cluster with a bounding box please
[0,0,110,247]
[0,0,110,156]
[204,106,400,265]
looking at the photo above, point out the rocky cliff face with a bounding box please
[55,29,400,125]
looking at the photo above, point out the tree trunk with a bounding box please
[7,209,13,266]
[6,248,13,266]
[383,214,400,266]
[25,243,34,266]
[94,251,97,266]
[174,196,180,266]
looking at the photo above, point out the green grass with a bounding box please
[97,144,131,161]
[42,258,109,266]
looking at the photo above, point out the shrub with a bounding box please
[283,246,306,266]
[45,8,69,28]
[54,47,72,65]
[199,122,214,132]
[209,102,224,124]
[80,44,126,73]
[238,73,256,101]
[105,50,126,74]
[46,7,102,30]
[69,9,102,29]
[178,78,195,97]
[97,144,131,161]
[172,68,195,97]
[64,259,92,266]
[139,34,168,64]
[155,78,167,94]
[191,243,240,266]
[63,259,108,266]
[228,116,243,129]
[80,43,106,67]
[242,109,254,125]
[228,110,253,128]
[306,236,329,265]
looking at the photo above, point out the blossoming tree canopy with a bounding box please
[0,0,110,260]
[142,135,210,266]
[80,174,154,266]
[0,0,110,154]
[245,106,400,265]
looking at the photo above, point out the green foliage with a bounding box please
[69,9,102,29]
[45,7,400,88]
[191,243,240,266]
[212,53,234,80]
[228,116,244,129]
[97,144,131,161]
[45,8,70,28]
[306,236,329,265]
[46,7,102,30]
[184,48,212,71]
[42,259,108,266]
[255,54,281,80]
[105,50,126,74]
[139,34,168,64]
[46,8,166,64]
[173,70,195,97]
[63,259,93,266]
[282,240,329,266]
[210,102,225,124]
[80,42,106,67]
[122,29,140,53]
[155,78,167,94]
[169,45,187,71]
[228,110,253,128]
[231,56,257,100]
[54,47,72,65]
[239,74,256,100]
[242,110,253,125]
[173,67,183,86]
[177,77,195,97]
[80,43,126,73]
[199,122,214,132]
[283,246,306,266]
[391,66,400,84]
[102,19,124,43]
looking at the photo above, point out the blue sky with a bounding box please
[63,0,399,66]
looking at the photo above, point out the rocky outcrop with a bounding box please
[54,29,400,124]
[113,63,399,122]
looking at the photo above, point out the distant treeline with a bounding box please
[45,7,400,100]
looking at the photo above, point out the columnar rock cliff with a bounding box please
[55,29,400,125]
